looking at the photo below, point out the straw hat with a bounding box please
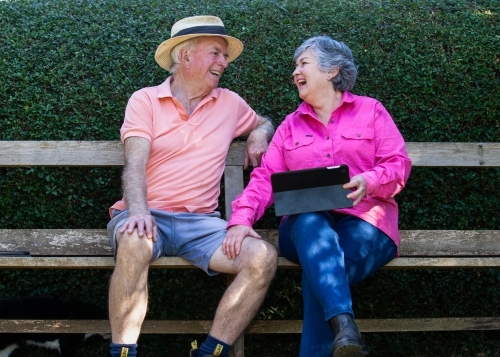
[155,15,244,71]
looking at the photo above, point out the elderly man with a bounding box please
[106,15,277,357]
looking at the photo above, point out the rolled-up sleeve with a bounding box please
[361,102,412,199]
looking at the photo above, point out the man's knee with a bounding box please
[115,231,153,266]
[241,240,278,280]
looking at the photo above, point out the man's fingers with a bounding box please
[222,240,227,255]
[136,220,145,237]
[234,240,242,257]
[222,236,235,259]
[243,151,250,170]
[118,223,129,233]
[119,214,157,239]
[249,155,260,168]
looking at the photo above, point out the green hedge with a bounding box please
[1,0,499,356]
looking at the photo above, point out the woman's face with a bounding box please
[292,49,331,103]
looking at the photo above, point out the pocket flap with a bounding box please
[284,134,315,149]
[341,128,374,140]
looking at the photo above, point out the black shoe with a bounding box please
[330,313,369,357]
[190,348,214,357]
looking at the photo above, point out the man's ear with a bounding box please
[180,48,191,67]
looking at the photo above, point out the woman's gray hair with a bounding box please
[169,37,199,74]
[294,36,357,91]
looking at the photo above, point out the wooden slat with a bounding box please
[383,257,500,269]
[357,317,500,332]
[0,141,124,166]
[277,257,500,269]
[257,229,500,257]
[0,256,294,269]
[399,230,500,256]
[2,256,500,269]
[224,165,244,219]
[406,142,500,167]
[226,141,246,166]
[247,317,500,333]
[0,256,193,269]
[0,141,244,167]
[2,317,499,334]
[0,229,112,255]
[1,141,500,167]
[2,229,500,257]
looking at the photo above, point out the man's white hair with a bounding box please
[168,37,199,74]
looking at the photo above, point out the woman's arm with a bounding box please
[360,102,412,200]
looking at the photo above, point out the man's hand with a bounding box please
[343,174,367,206]
[244,115,274,169]
[223,225,262,260]
[119,212,158,241]
[245,129,269,169]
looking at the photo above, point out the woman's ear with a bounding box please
[328,67,340,79]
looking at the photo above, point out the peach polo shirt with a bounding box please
[110,77,259,215]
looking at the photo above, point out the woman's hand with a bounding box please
[223,225,262,260]
[343,174,367,206]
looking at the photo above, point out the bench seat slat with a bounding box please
[2,229,499,256]
[1,317,499,334]
[2,256,500,269]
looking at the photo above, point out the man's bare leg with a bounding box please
[109,231,153,343]
[207,238,278,344]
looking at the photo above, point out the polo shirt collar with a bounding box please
[157,76,220,100]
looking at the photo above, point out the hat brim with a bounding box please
[154,34,244,71]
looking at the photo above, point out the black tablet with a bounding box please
[271,165,353,216]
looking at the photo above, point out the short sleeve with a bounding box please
[120,89,154,143]
[233,93,259,138]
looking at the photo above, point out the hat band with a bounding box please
[172,25,227,38]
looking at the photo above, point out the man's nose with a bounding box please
[220,55,228,68]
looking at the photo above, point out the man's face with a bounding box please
[185,36,229,91]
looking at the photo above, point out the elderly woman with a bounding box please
[224,35,411,357]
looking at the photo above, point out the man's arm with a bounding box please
[244,114,274,169]
[119,136,157,241]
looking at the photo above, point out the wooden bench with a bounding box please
[1,140,500,357]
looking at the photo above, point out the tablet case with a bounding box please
[271,165,353,216]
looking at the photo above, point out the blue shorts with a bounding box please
[107,209,227,276]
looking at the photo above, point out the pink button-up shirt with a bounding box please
[228,91,412,247]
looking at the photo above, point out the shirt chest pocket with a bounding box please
[283,135,315,170]
[341,128,375,168]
